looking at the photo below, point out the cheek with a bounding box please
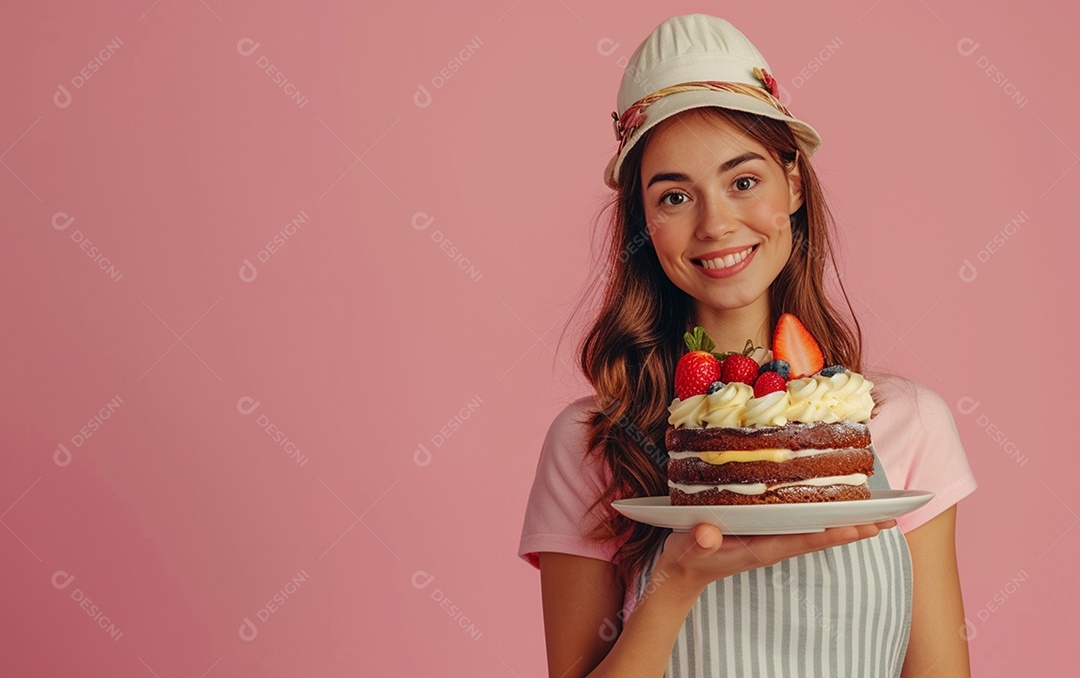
[644,213,680,257]
[748,195,794,238]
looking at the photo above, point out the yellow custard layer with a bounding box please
[667,448,849,464]
[668,448,794,464]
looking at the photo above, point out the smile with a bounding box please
[694,245,756,270]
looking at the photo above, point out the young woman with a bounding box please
[518,14,976,677]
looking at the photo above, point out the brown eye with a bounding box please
[734,177,759,191]
[660,191,689,207]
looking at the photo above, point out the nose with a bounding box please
[694,195,738,241]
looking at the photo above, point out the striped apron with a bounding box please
[634,449,913,677]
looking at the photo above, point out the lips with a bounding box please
[693,245,757,270]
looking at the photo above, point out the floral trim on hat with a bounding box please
[752,67,779,98]
[610,79,792,154]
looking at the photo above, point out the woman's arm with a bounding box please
[900,505,971,677]
[539,551,697,678]
[540,522,894,678]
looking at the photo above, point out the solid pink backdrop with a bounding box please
[1,1,1075,675]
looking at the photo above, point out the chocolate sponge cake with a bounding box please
[666,422,875,506]
[666,316,876,506]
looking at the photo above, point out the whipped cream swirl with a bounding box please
[701,382,753,428]
[668,369,875,428]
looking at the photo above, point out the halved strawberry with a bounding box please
[674,327,721,399]
[772,313,824,379]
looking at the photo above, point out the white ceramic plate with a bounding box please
[611,490,934,535]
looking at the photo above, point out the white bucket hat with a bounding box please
[604,14,823,190]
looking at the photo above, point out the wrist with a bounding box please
[651,553,708,604]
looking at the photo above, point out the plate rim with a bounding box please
[610,490,935,534]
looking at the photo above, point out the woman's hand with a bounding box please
[658,520,898,598]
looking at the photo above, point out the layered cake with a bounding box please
[666,314,875,506]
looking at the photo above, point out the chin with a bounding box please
[696,286,767,311]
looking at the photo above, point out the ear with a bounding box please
[786,159,804,215]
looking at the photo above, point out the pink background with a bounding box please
[1,1,1075,675]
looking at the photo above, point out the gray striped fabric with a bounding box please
[636,449,913,677]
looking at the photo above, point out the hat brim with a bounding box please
[604,89,822,190]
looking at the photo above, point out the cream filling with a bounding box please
[667,448,851,464]
[668,473,869,495]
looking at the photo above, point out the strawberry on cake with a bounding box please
[666,314,876,506]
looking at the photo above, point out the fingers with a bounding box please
[767,521,889,561]
[691,523,723,553]
[662,519,898,587]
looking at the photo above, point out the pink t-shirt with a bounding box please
[518,371,977,569]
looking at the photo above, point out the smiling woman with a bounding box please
[641,110,802,333]
[517,12,976,678]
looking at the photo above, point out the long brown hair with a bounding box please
[578,107,864,590]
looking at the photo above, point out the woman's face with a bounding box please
[639,109,804,318]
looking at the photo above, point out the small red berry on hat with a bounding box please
[753,371,787,398]
[674,327,722,400]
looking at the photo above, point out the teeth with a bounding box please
[699,246,753,270]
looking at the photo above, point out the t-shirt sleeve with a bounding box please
[517,396,622,569]
[869,374,978,533]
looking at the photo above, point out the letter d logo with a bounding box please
[413,84,432,109]
[54,442,72,467]
[411,212,435,231]
[238,617,258,641]
[411,570,435,590]
[52,570,75,590]
[239,258,258,283]
[596,38,620,56]
[236,38,260,57]
[956,396,981,415]
[958,258,978,283]
[599,616,618,642]
[51,212,75,232]
[237,396,261,415]
[54,84,72,108]
[776,83,792,107]
[413,443,432,467]
[956,38,980,57]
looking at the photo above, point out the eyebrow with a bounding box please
[645,151,766,189]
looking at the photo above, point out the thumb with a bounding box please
[692,524,723,553]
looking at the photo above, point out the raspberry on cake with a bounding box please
[666,316,876,506]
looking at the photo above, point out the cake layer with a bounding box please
[665,421,870,452]
[670,482,870,506]
[668,448,873,485]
